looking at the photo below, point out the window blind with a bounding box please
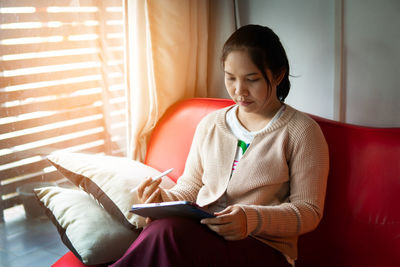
[0,0,127,221]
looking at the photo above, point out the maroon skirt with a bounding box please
[110,217,291,267]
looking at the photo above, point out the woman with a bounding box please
[111,24,329,267]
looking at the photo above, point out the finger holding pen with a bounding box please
[137,177,162,204]
[144,185,162,204]
[134,168,173,204]
[131,168,173,192]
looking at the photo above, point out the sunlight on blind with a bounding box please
[0,0,127,218]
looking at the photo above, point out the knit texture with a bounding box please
[160,104,329,260]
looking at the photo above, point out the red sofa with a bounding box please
[53,98,400,267]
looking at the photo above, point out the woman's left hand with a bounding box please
[200,205,247,240]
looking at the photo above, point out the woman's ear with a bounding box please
[275,69,286,85]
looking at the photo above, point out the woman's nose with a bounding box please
[235,82,248,96]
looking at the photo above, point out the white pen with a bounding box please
[130,168,174,192]
[151,168,174,181]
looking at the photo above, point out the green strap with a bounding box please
[238,140,249,154]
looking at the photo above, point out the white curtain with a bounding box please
[125,0,236,161]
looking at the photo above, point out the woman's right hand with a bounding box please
[136,177,162,226]
[137,177,162,204]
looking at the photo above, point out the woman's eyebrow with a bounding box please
[245,72,259,76]
[224,71,259,76]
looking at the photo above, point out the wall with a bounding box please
[207,0,236,99]
[344,0,400,127]
[236,0,399,127]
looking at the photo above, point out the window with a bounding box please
[0,0,127,221]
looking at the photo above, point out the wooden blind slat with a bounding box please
[2,194,26,211]
[1,54,100,71]
[80,145,105,155]
[0,12,99,24]
[0,94,102,117]
[109,127,127,138]
[103,38,124,47]
[111,144,126,154]
[0,159,51,183]
[105,25,124,33]
[103,12,124,20]
[0,0,99,8]
[107,76,124,85]
[0,118,103,148]
[106,48,124,56]
[0,25,100,42]
[109,115,127,125]
[0,10,122,22]
[0,80,101,103]
[0,106,101,134]
[110,102,126,110]
[102,26,124,35]
[0,67,101,87]
[105,88,125,98]
[104,63,124,74]
[0,131,105,165]
[0,40,100,56]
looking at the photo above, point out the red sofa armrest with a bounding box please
[52,251,96,267]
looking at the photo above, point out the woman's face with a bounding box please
[224,50,280,116]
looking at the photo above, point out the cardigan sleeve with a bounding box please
[240,117,329,238]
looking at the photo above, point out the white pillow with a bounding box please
[47,152,175,228]
[34,186,139,265]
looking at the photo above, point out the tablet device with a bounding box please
[130,201,215,220]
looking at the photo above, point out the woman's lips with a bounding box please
[238,100,252,106]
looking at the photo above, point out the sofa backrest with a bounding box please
[145,98,400,267]
[297,116,400,267]
[145,98,234,182]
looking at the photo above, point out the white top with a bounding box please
[226,104,286,168]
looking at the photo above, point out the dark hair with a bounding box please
[222,24,291,102]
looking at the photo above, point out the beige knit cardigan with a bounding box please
[160,105,329,260]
